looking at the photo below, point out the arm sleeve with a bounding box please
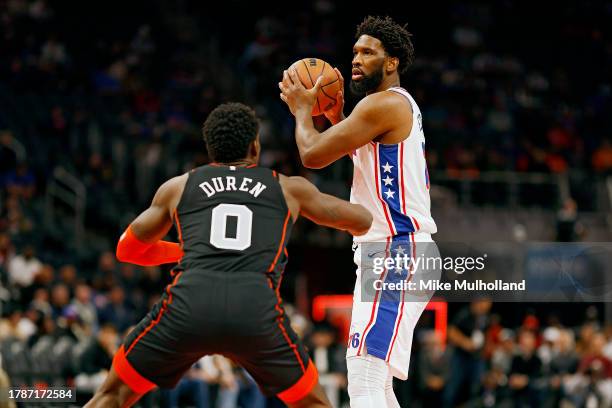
[116,225,183,266]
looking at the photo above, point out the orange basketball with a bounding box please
[290,58,341,116]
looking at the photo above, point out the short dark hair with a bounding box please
[202,103,259,163]
[355,16,414,74]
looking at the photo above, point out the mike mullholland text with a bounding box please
[373,279,527,291]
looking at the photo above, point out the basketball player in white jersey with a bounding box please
[279,16,437,407]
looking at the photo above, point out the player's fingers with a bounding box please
[334,67,344,87]
[283,70,293,87]
[312,75,323,92]
[289,68,303,89]
[278,82,288,93]
[279,93,288,103]
[282,70,293,86]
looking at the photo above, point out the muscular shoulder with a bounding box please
[356,90,412,119]
[153,173,189,211]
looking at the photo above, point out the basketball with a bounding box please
[290,58,341,116]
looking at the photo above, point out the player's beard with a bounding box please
[350,62,384,95]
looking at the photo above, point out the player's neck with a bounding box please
[218,159,256,167]
[368,76,400,95]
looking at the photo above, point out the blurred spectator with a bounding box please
[71,282,98,334]
[75,323,119,393]
[491,329,516,375]
[98,286,133,332]
[443,300,491,407]
[138,266,163,299]
[592,139,612,173]
[33,263,55,288]
[307,321,347,407]
[160,364,210,408]
[200,356,266,408]
[0,233,14,270]
[509,330,542,407]
[29,287,52,317]
[4,163,35,199]
[58,264,78,289]
[417,331,449,407]
[577,333,612,378]
[7,246,41,289]
[50,283,70,319]
[93,251,120,293]
[565,332,612,407]
[576,322,599,355]
[548,329,579,406]
[0,307,29,341]
[556,198,584,242]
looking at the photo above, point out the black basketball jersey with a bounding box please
[173,164,292,277]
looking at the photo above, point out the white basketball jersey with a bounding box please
[350,87,436,242]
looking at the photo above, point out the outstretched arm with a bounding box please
[116,174,187,266]
[279,68,396,169]
[280,175,372,236]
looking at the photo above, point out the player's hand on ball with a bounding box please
[279,68,322,116]
[323,67,345,125]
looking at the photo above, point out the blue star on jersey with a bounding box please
[377,145,416,234]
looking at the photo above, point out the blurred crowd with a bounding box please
[0,245,348,407]
[416,301,612,408]
[3,255,612,408]
[1,0,612,407]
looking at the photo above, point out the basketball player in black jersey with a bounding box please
[85,103,372,408]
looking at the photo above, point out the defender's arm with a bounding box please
[280,175,372,236]
[116,174,187,266]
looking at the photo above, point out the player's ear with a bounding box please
[386,56,399,74]
[251,135,261,161]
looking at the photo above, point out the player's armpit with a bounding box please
[116,225,183,266]
[282,176,372,236]
[296,92,397,169]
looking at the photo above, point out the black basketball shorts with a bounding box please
[112,269,318,404]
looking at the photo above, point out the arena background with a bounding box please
[1,0,611,407]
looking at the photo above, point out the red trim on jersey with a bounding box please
[399,142,407,215]
[113,345,156,394]
[357,237,391,356]
[386,232,416,362]
[277,360,319,403]
[411,216,420,231]
[266,211,303,369]
[268,210,291,272]
[173,209,184,248]
[373,145,396,236]
[268,274,306,373]
[125,271,183,356]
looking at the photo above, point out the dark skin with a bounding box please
[279,34,413,169]
[84,137,371,408]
